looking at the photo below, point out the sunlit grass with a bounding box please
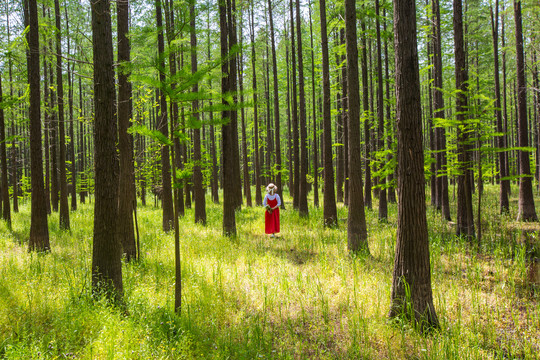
[0,184,538,359]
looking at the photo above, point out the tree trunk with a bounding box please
[490,1,509,213]
[375,0,387,220]
[454,0,475,239]
[78,75,87,204]
[345,0,369,253]
[432,0,451,220]
[269,0,283,209]
[319,0,338,226]
[0,75,11,228]
[361,17,372,210]
[249,3,262,206]
[7,12,18,214]
[295,0,308,217]
[117,0,137,260]
[190,0,207,225]
[341,29,349,206]
[308,6,318,207]
[54,0,70,230]
[65,6,76,212]
[237,11,252,208]
[514,0,537,221]
[227,0,242,211]
[389,0,439,329]
[164,0,185,218]
[220,0,236,236]
[43,44,52,214]
[26,0,50,252]
[384,10,396,204]
[501,5,511,197]
[91,0,123,297]
[289,0,299,209]
[156,0,175,232]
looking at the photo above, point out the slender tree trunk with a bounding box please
[490,1,509,213]
[7,11,18,214]
[190,0,206,225]
[454,0,475,239]
[341,29,349,206]
[237,12,252,208]
[91,0,123,297]
[220,0,236,236]
[514,0,537,221]
[319,0,338,226]
[295,0,308,217]
[156,0,175,232]
[501,3,511,196]
[117,0,137,260]
[25,0,50,251]
[290,0,299,209]
[65,6,76,212]
[49,55,59,213]
[336,48,344,204]
[361,17,372,210]
[384,10,396,204]
[227,0,242,211]
[308,5,318,207]
[376,0,387,220]
[345,0,369,253]
[228,0,242,211]
[389,0,439,329]
[269,0,283,209]
[249,3,262,206]
[78,75,87,204]
[42,14,52,215]
[164,0,185,217]
[0,76,11,228]
[432,0,451,220]
[54,0,70,230]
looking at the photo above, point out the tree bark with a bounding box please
[91,0,123,297]
[345,0,369,253]
[389,0,439,329]
[289,0,299,209]
[156,0,175,232]
[249,3,262,206]
[268,0,283,209]
[295,0,308,217]
[117,0,137,260]
[454,0,475,239]
[319,0,338,226]
[375,0,387,220]
[190,0,207,225]
[26,0,50,252]
[54,0,70,230]
[361,16,372,210]
[0,74,11,227]
[432,0,451,220]
[65,6,77,212]
[220,0,237,235]
[490,1,510,213]
[514,0,537,221]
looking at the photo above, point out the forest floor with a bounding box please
[0,184,538,359]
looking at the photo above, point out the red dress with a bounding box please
[265,196,280,234]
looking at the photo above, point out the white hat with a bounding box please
[266,183,277,193]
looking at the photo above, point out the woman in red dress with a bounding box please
[263,183,281,237]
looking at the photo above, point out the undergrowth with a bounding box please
[0,184,538,359]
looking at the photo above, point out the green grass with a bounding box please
[0,184,538,359]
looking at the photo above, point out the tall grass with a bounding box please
[0,184,538,359]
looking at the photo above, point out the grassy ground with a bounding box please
[0,184,538,359]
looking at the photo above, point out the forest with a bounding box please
[0,0,539,357]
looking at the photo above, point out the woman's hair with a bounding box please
[266,183,277,194]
